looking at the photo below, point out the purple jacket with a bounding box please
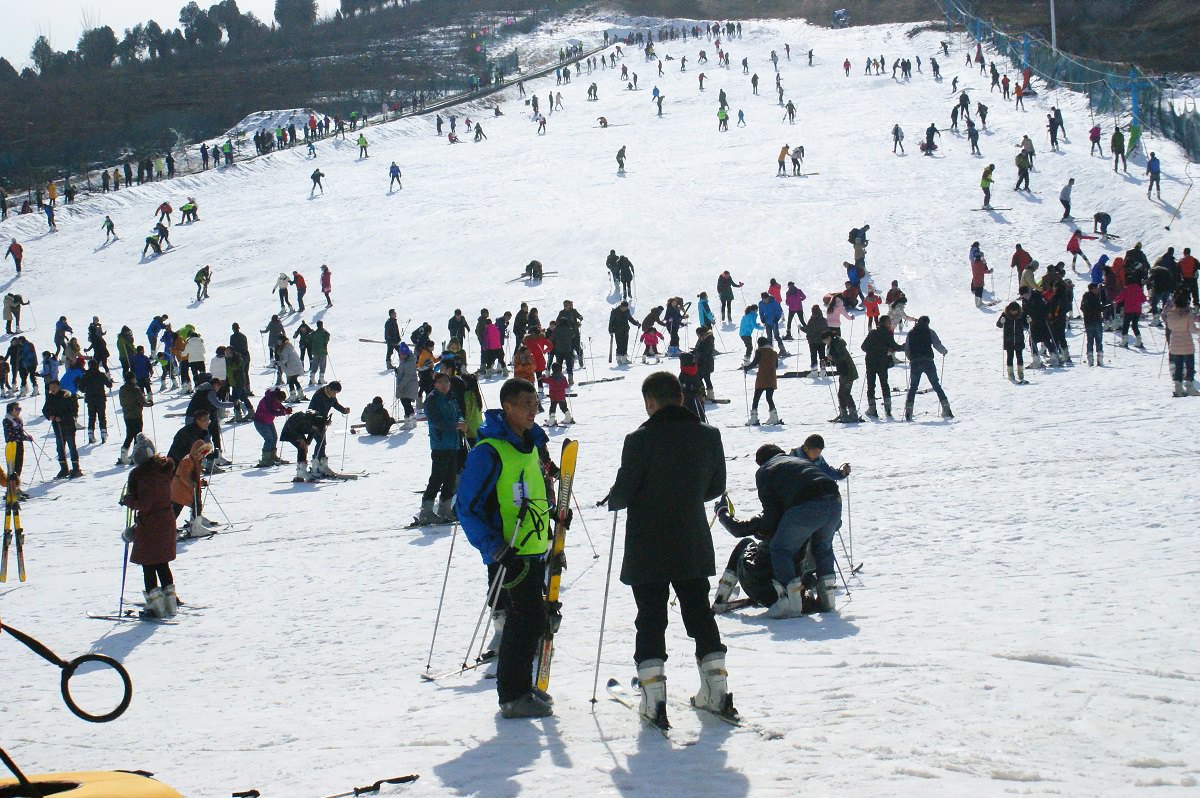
[785,285,807,312]
[254,394,289,424]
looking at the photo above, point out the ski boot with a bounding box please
[561,411,574,424]
[865,398,879,418]
[1135,334,1145,348]
[499,692,553,719]
[712,568,741,606]
[69,461,83,479]
[636,659,669,729]
[142,588,167,619]
[415,499,440,525]
[1007,367,1017,382]
[257,449,275,468]
[1097,353,1104,367]
[904,402,914,422]
[162,585,179,618]
[436,499,457,523]
[547,413,557,426]
[294,462,311,482]
[746,410,759,426]
[766,578,805,618]
[940,400,954,419]
[766,409,782,425]
[101,429,108,444]
[706,388,717,403]
[88,432,96,445]
[55,461,70,479]
[691,652,737,718]
[815,574,837,612]
[1016,364,1027,384]
[117,448,132,466]
[1174,381,1186,397]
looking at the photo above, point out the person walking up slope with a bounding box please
[903,316,953,420]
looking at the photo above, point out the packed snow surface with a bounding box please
[1,16,1198,798]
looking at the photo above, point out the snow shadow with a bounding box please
[88,617,160,660]
[433,715,571,797]
[607,718,750,797]
[731,609,861,643]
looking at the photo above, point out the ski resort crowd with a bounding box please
[1,18,1197,739]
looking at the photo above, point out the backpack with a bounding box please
[848,228,860,245]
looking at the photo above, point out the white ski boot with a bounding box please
[547,413,557,426]
[561,411,574,424]
[1188,382,1200,396]
[142,588,167,619]
[766,409,781,425]
[436,498,457,523]
[1007,366,1017,382]
[691,652,736,717]
[482,609,505,661]
[712,568,741,606]
[746,410,759,426]
[163,585,179,618]
[636,659,669,729]
[315,457,332,477]
[1086,353,1094,366]
[294,461,311,482]
[1097,353,1104,367]
[766,578,805,618]
[402,416,417,431]
[1173,381,1186,397]
[117,448,132,465]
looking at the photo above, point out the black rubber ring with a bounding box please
[60,654,133,723]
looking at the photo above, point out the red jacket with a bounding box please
[292,272,306,290]
[1010,248,1032,271]
[862,293,882,317]
[1179,255,1198,280]
[1067,231,1096,254]
[971,258,992,288]
[546,374,568,402]
[5,242,21,261]
[1113,283,1146,314]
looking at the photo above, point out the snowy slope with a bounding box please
[2,17,1199,798]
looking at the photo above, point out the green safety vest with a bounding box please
[479,438,549,556]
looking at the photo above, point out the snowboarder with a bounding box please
[605,371,732,728]
[903,316,952,420]
[715,443,840,616]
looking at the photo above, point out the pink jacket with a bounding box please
[320,270,332,291]
[1163,307,1198,356]
[785,285,807,312]
[1113,283,1146,314]
[484,322,502,350]
[826,298,853,329]
[768,282,782,303]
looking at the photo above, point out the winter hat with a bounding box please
[131,433,157,465]
[398,342,412,357]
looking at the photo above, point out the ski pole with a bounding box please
[118,498,132,618]
[571,493,600,558]
[590,511,620,705]
[608,334,614,364]
[845,475,854,566]
[461,563,507,670]
[423,522,460,675]
[741,364,750,424]
[340,412,349,471]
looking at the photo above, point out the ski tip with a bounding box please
[606,677,620,688]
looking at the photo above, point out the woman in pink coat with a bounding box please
[824,294,854,339]
[320,264,332,307]
[1112,278,1147,347]
[483,320,505,375]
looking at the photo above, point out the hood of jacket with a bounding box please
[477,408,548,452]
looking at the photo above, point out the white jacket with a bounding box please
[182,335,206,364]
[209,355,227,381]
[279,342,304,378]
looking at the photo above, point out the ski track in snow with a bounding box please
[1,16,1199,798]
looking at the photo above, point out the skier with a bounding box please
[970,244,992,307]
[1163,291,1199,396]
[306,381,349,476]
[156,201,173,225]
[416,372,463,523]
[1067,228,1097,271]
[1093,212,1113,238]
[121,435,180,618]
[903,316,952,419]
[824,329,862,422]
[892,123,904,154]
[1146,152,1162,199]
[1112,128,1127,172]
[1047,113,1061,150]
[307,320,330,386]
[616,145,626,172]
[43,379,82,478]
[758,292,788,353]
[357,133,369,158]
[980,164,995,209]
[1079,283,1105,368]
[1059,177,1075,221]
[742,337,779,425]
[1089,124,1104,156]
[860,316,900,417]
[776,144,789,175]
[1014,149,1031,191]
[716,270,743,322]
[457,378,556,718]
[997,301,1030,382]
[3,404,33,483]
[194,266,211,302]
[5,239,22,274]
[605,371,732,728]
[394,344,419,429]
[389,161,402,190]
[966,119,981,155]
[320,264,333,307]
[310,168,325,196]
[291,271,307,312]
[609,301,639,365]
[715,443,839,616]
[102,216,118,242]
[79,360,113,444]
[384,309,402,369]
[783,282,807,339]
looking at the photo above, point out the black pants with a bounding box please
[423,449,458,501]
[122,418,144,451]
[621,278,633,299]
[53,420,79,464]
[1005,348,1025,366]
[142,563,174,591]
[495,557,547,703]
[87,402,107,433]
[614,332,629,356]
[808,340,825,369]
[866,366,890,401]
[786,310,803,336]
[752,387,775,411]
[838,376,855,410]
[719,297,733,320]
[741,335,753,356]
[631,578,724,664]
[386,343,399,365]
[400,398,414,418]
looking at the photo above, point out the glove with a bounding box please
[495,545,518,571]
[595,493,609,508]
[558,507,573,529]
[543,460,560,480]
[840,463,852,477]
[122,526,136,544]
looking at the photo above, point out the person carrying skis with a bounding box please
[824,329,862,422]
[860,315,900,417]
[605,371,732,728]
[121,435,180,619]
[997,301,1030,382]
[715,443,840,616]
[457,377,556,718]
[389,161,402,190]
[903,316,952,420]
[742,337,779,425]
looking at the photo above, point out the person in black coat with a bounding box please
[605,372,731,726]
[608,301,639,365]
[997,301,1029,380]
[42,379,81,478]
[717,444,841,615]
[859,316,900,418]
[384,309,401,369]
[78,360,114,443]
[692,326,717,398]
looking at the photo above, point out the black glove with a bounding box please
[495,545,518,571]
[595,493,609,508]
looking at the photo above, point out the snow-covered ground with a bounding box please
[2,16,1199,797]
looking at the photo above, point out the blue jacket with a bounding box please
[60,364,83,394]
[789,451,847,481]
[1148,156,1160,174]
[20,343,36,370]
[147,317,164,345]
[456,409,549,563]
[131,352,152,380]
[697,298,715,328]
[40,356,59,382]
[757,297,782,326]
[424,390,462,450]
[739,311,762,337]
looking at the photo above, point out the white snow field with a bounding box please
[2,15,1199,798]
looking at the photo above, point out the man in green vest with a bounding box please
[458,378,555,718]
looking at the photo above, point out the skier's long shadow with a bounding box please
[984,208,1009,224]
[433,714,564,797]
[88,616,159,661]
[609,719,750,797]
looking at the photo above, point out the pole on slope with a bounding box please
[424,523,460,675]
[590,511,620,705]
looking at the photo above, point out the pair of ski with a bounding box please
[506,271,559,283]
[287,471,363,484]
[1,444,26,583]
[605,678,763,744]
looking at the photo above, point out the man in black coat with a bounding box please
[606,372,732,727]
[384,309,401,369]
[608,301,639,365]
[229,323,252,395]
[717,444,841,615]
[43,379,82,478]
[859,316,901,418]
